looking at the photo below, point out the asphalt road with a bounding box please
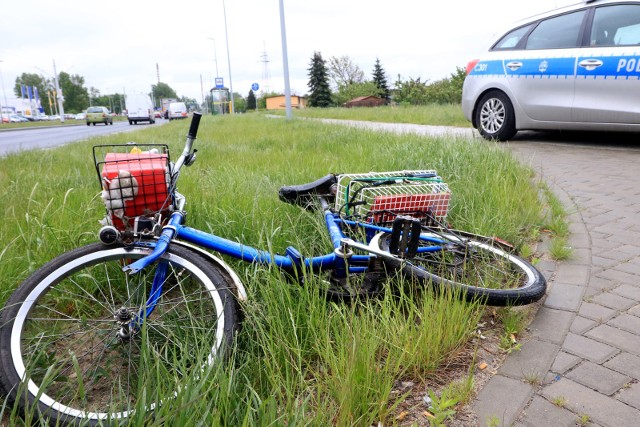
[0,120,165,157]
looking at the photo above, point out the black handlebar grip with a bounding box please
[187,112,202,139]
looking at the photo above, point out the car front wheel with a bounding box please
[475,91,516,141]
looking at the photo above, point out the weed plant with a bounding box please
[0,114,545,425]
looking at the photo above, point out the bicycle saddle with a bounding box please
[278,174,337,209]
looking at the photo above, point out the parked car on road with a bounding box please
[86,106,113,126]
[462,0,640,140]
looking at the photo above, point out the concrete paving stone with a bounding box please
[567,221,592,234]
[591,256,620,269]
[565,360,631,395]
[570,316,597,335]
[616,382,640,410]
[591,237,619,251]
[586,213,626,227]
[562,333,619,363]
[604,352,640,380]
[615,244,640,257]
[565,249,591,265]
[578,302,617,322]
[587,276,617,292]
[586,324,640,357]
[595,268,638,285]
[590,291,636,311]
[527,307,574,344]
[608,313,640,335]
[554,264,590,286]
[551,351,582,374]
[544,284,585,312]
[611,284,640,301]
[473,375,534,427]
[629,304,640,317]
[533,260,556,279]
[583,286,606,299]
[515,395,577,427]
[593,250,634,263]
[499,339,559,380]
[567,233,591,250]
[614,260,640,276]
[542,378,640,427]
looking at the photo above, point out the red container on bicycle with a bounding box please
[98,147,171,231]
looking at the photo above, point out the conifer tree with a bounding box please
[307,52,332,107]
[372,58,390,103]
[247,89,257,110]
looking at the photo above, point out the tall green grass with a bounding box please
[0,114,544,425]
[267,104,470,127]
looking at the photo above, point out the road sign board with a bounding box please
[215,77,224,89]
[251,82,259,91]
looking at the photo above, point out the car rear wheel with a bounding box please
[475,91,516,141]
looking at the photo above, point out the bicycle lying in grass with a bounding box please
[0,113,546,426]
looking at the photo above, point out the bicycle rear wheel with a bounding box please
[0,242,238,426]
[378,230,546,306]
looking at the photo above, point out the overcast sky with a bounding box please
[0,0,572,103]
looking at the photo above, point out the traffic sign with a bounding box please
[215,77,224,89]
[251,83,259,91]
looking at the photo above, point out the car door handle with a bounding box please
[506,61,523,71]
[578,59,603,71]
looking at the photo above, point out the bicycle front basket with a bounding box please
[93,144,172,231]
[334,170,451,225]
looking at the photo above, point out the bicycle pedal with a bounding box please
[389,216,422,258]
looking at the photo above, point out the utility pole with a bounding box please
[279,0,292,119]
[52,60,65,123]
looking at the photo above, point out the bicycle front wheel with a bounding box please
[0,242,238,426]
[378,231,546,306]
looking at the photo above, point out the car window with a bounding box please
[525,10,586,50]
[492,24,534,50]
[591,4,640,46]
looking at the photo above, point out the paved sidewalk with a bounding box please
[473,141,640,427]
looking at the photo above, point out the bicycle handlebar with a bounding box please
[187,112,202,140]
[173,112,202,175]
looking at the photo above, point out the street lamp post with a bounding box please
[222,0,234,114]
[279,0,293,119]
[52,60,65,123]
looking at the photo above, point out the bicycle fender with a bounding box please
[172,239,248,302]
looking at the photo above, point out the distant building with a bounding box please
[344,96,385,108]
[1,97,43,116]
[266,95,306,110]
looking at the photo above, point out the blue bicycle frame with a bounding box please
[117,112,449,324]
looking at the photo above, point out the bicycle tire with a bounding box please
[0,242,239,426]
[377,231,546,306]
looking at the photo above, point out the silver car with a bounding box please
[462,0,640,140]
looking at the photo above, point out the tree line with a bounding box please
[306,53,466,108]
[12,54,464,115]
[12,73,197,115]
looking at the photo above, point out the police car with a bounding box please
[462,0,640,140]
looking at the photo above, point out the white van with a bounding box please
[168,102,188,121]
[125,93,155,125]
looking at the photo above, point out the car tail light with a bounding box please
[465,59,479,75]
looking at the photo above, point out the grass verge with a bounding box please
[0,113,546,425]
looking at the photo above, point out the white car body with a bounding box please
[462,0,640,140]
[125,93,155,125]
[168,102,188,121]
